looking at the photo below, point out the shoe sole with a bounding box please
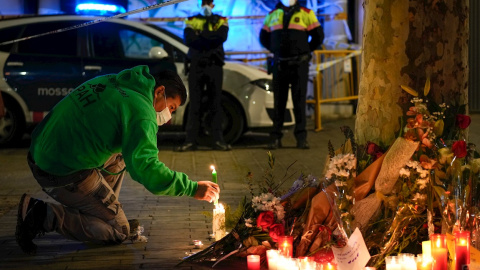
[16,193,37,255]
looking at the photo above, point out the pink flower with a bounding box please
[257,211,275,231]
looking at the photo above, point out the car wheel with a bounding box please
[197,95,245,145]
[0,96,26,147]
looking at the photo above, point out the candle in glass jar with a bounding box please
[431,234,448,270]
[385,256,402,270]
[212,203,225,241]
[455,231,470,270]
[416,254,432,270]
[278,236,294,258]
[266,249,279,270]
[320,262,337,270]
[247,255,261,270]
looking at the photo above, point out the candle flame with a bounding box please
[210,165,215,171]
[436,237,441,248]
[214,202,224,210]
[327,263,333,270]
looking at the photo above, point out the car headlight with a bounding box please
[250,79,272,92]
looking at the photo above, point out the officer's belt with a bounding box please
[276,53,310,64]
[27,152,93,188]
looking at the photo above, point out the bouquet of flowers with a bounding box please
[181,152,319,267]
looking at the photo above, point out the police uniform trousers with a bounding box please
[28,154,130,244]
[271,60,309,142]
[185,62,225,143]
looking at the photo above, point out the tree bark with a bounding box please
[355,0,469,147]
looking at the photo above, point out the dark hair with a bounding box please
[151,69,187,105]
[202,0,213,5]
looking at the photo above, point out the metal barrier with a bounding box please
[225,50,362,131]
[307,50,361,131]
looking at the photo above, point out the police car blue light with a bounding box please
[75,3,126,15]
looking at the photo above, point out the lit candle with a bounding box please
[364,268,376,270]
[298,256,316,270]
[385,256,402,270]
[247,255,261,270]
[431,234,448,270]
[193,240,203,249]
[210,165,218,205]
[416,254,432,270]
[422,241,432,260]
[278,236,294,258]
[320,262,337,270]
[455,231,470,270]
[212,203,225,241]
[267,249,279,270]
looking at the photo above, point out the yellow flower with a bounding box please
[424,77,431,96]
[401,85,419,96]
[471,158,480,173]
[433,120,444,137]
[438,147,454,165]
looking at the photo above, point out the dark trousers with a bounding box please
[185,63,225,143]
[271,60,309,142]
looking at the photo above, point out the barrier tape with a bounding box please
[141,12,347,22]
[0,0,188,46]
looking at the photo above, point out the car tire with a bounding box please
[197,94,245,145]
[0,96,26,147]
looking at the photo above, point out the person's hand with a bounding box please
[194,181,220,203]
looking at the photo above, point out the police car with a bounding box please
[0,15,294,146]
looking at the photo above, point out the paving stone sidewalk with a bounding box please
[0,114,479,270]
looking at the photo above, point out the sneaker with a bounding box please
[16,193,47,255]
[128,219,139,235]
[296,140,310,149]
[175,142,197,152]
[213,141,232,151]
[267,139,282,150]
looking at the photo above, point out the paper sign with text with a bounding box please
[331,228,371,270]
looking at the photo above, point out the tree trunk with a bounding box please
[355,0,469,147]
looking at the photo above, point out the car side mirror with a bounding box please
[149,47,169,59]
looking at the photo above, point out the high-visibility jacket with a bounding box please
[260,3,324,58]
[184,14,228,65]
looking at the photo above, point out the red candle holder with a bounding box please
[454,231,470,270]
[278,235,294,258]
[431,234,448,270]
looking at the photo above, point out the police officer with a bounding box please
[176,0,231,151]
[260,0,324,149]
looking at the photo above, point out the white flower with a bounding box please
[245,218,253,227]
[412,193,426,202]
[399,168,411,177]
[416,178,429,189]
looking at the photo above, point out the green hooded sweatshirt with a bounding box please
[30,65,198,197]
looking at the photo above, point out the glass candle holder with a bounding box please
[431,234,448,270]
[385,256,401,270]
[247,254,261,270]
[455,231,470,270]
[267,249,280,270]
[278,235,294,258]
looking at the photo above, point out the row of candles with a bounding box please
[385,232,470,270]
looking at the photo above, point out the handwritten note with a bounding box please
[331,228,371,270]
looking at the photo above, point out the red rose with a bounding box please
[456,114,471,129]
[268,223,285,242]
[257,211,275,231]
[366,141,384,161]
[452,140,467,158]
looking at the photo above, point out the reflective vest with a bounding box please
[185,14,228,32]
[184,14,228,64]
[261,6,321,57]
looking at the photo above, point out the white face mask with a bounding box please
[202,5,213,16]
[280,0,296,7]
[156,94,172,126]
